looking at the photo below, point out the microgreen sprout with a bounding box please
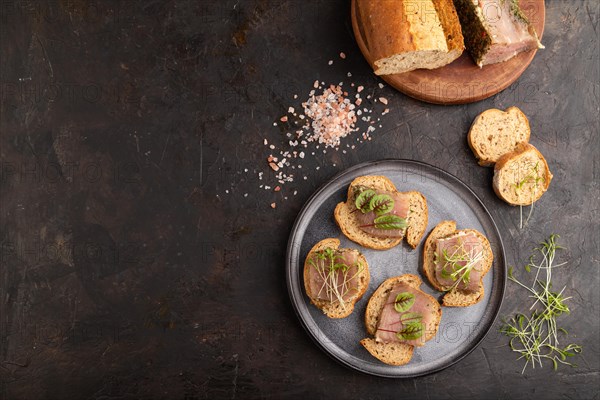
[500,235,582,373]
[308,248,363,310]
[439,239,484,292]
[513,162,544,229]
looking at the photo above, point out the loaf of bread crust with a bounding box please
[360,275,442,365]
[468,106,531,167]
[422,221,493,307]
[334,175,428,250]
[356,0,465,75]
[493,143,552,206]
[303,238,370,318]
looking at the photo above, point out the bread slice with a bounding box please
[360,275,442,366]
[468,106,531,166]
[493,143,553,206]
[422,221,493,307]
[356,0,464,75]
[303,238,370,318]
[334,175,428,250]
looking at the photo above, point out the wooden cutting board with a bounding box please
[351,0,545,105]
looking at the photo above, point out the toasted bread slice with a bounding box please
[493,143,553,206]
[422,221,493,307]
[334,175,428,250]
[468,106,531,166]
[360,274,442,366]
[303,238,370,319]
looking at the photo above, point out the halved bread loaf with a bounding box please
[334,175,428,250]
[360,275,442,366]
[493,143,552,206]
[303,238,370,318]
[468,106,531,166]
[422,221,493,307]
[356,0,464,75]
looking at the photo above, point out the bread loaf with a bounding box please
[356,0,465,75]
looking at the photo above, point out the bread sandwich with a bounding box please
[334,175,428,250]
[422,221,493,307]
[360,274,442,365]
[304,238,370,318]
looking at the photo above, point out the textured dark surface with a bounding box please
[0,1,598,399]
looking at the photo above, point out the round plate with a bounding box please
[286,160,506,377]
[351,0,545,105]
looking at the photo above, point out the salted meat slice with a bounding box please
[354,190,410,238]
[307,248,361,303]
[454,0,544,67]
[434,232,484,293]
[375,283,437,347]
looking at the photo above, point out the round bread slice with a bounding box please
[493,143,553,206]
[422,221,493,307]
[303,238,370,319]
[334,175,428,250]
[360,274,442,366]
[468,106,531,167]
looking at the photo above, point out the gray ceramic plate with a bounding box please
[286,160,506,377]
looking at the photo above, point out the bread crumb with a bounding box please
[379,97,388,105]
[280,116,288,122]
[269,162,279,171]
[340,52,346,59]
[274,186,281,192]
[271,203,276,209]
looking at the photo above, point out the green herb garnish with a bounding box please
[354,189,376,213]
[360,215,407,230]
[396,321,423,341]
[369,194,395,216]
[394,292,415,312]
[308,247,363,310]
[438,238,484,291]
[513,162,544,229]
[500,235,582,373]
[400,312,422,324]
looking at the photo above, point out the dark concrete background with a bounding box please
[0,1,598,399]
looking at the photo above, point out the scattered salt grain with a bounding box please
[264,139,268,145]
[378,83,384,89]
[328,60,333,65]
